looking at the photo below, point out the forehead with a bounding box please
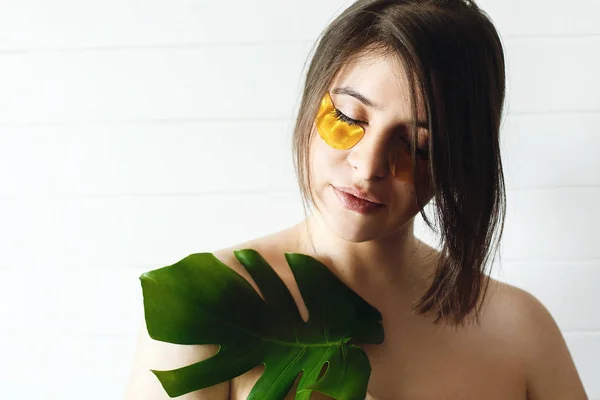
[329,52,427,121]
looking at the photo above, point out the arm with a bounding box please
[517,290,588,400]
[124,321,230,400]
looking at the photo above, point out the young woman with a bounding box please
[125,0,588,398]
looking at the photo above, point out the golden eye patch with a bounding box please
[388,145,414,180]
[389,134,430,178]
[315,91,365,150]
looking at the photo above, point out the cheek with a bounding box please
[390,157,434,207]
[309,129,345,179]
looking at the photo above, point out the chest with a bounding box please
[230,318,526,400]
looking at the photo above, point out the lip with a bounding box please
[332,185,385,205]
[332,186,385,215]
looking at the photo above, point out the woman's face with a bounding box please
[308,53,435,242]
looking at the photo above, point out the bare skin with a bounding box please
[124,219,586,400]
[215,223,525,400]
[214,221,585,400]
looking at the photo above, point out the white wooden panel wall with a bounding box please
[0,0,598,398]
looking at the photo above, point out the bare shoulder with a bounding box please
[480,278,588,399]
[124,320,229,399]
[123,242,281,399]
[125,229,298,400]
[124,244,240,398]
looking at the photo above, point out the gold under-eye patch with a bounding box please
[389,146,399,177]
[388,145,414,180]
[315,91,365,150]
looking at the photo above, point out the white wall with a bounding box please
[0,0,598,398]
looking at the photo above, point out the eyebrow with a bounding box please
[331,86,384,111]
[331,86,429,130]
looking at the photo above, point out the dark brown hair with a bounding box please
[291,0,507,327]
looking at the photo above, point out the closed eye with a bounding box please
[333,108,365,126]
[398,136,430,158]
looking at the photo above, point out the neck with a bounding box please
[292,212,438,299]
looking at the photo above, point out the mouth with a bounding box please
[332,185,385,206]
[331,185,386,214]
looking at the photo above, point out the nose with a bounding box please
[346,132,390,180]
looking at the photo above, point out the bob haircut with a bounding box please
[292,0,507,328]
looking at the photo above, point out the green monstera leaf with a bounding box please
[140,249,384,400]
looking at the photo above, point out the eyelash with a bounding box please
[333,108,430,158]
[333,108,360,126]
